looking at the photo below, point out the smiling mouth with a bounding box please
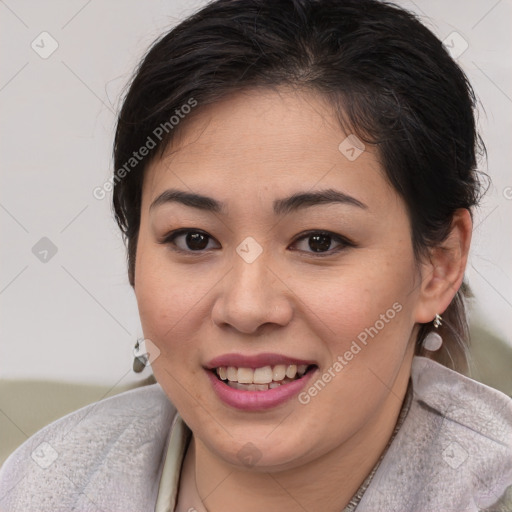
[211,364,317,391]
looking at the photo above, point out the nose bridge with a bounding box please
[231,231,272,286]
[211,240,292,334]
[238,264,264,298]
[229,242,274,308]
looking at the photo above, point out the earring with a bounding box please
[132,339,148,373]
[423,314,443,351]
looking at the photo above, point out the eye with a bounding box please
[160,229,219,253]
[289,230,353,256]
[160,228,354,256]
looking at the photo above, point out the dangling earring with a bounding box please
[423,314,443,351]
[133,338,148,373]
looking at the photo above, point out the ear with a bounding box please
[413,208,473,324]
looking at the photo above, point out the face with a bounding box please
[134,86,423,471]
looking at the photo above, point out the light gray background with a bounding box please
[1,0,511,386]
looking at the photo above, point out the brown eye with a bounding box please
[161,229,219,253]
[306,233,332,252]
[290,231,353,256]
[181,232,209,250]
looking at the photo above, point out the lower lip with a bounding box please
[205,368,318,411]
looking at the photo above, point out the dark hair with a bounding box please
[112,0,486,373]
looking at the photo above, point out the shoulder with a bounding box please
[0,383,177,512]
[358,356,512,512]
[410,355,512,444]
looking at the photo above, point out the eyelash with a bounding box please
[159,228,355,257]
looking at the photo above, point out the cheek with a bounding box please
[134,245,217,358]
[301,261,410,324]
[291,256,415,364]
[135,245,186,341]
[134,250,210,405]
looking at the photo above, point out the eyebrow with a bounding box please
[149,187,368,215]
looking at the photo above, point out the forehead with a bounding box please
[142,86,397,215]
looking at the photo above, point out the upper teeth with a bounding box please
[216,364,308,384]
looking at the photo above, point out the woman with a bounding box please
[1,0,511,510]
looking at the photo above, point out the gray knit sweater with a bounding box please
[0,356,511,511]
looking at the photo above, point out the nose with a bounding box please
[210,249,294,335]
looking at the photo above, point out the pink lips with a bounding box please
[205,352,316,369]
[204,353,318,411]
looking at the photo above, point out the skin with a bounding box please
[133,86,472,512]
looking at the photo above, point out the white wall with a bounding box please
[1,0,511,386]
